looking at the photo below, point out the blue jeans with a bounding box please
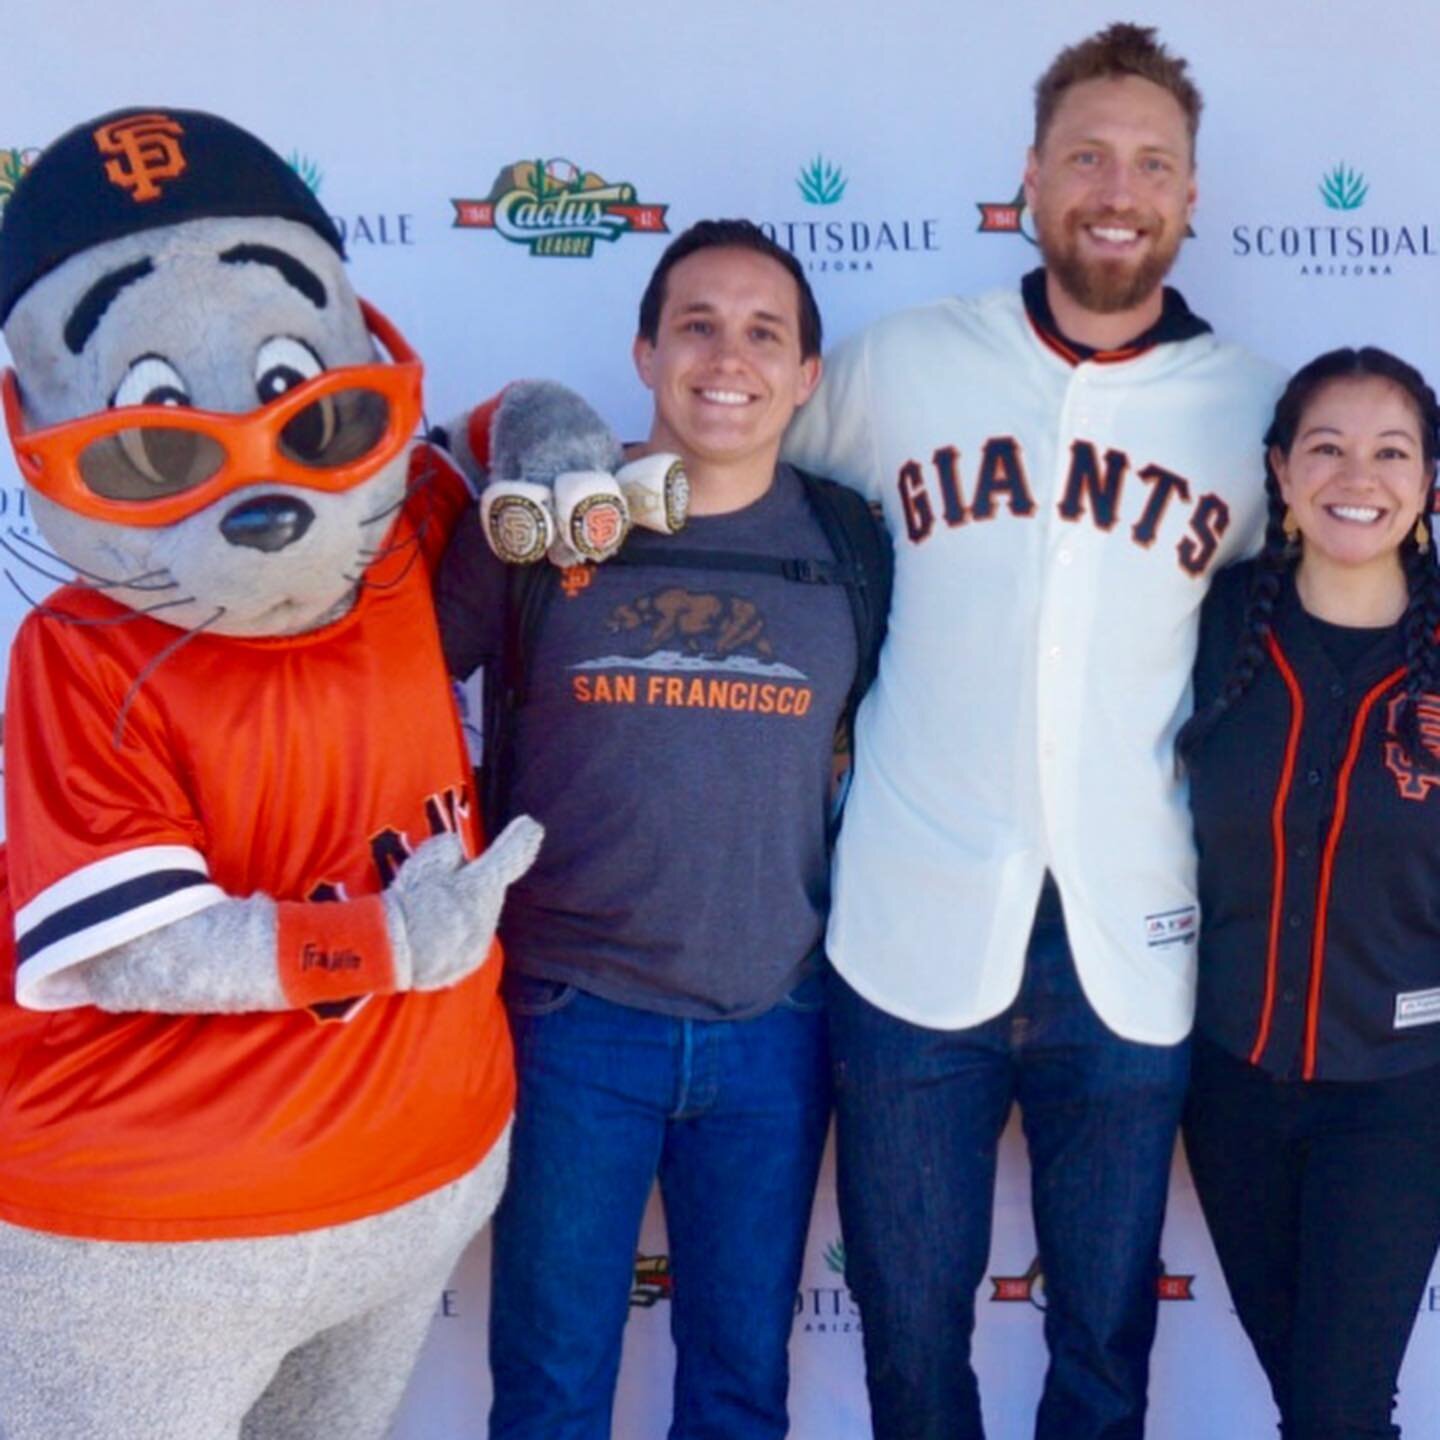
[828,896,1190,1440]
[488,973,831,1440]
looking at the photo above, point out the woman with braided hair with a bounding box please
[1179,346,1440,1439]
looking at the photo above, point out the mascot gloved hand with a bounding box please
[0,108,540,1440]
[443,381,690,566]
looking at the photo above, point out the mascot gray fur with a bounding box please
[0,107,615,1440]
[456,377,689,566]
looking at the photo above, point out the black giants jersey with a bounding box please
[1190,561,1440,1082]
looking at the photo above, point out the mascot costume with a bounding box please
[0,108,564,1440]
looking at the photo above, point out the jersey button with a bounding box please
[1288,914,1303,929]
[1296,843,1311,858]
[1058,549,1073,566]
[1329,682,1345,698]
[1306,768,1323,786]
[1282,988,1296,1003]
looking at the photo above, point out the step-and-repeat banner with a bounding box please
[3,1,1439,1435]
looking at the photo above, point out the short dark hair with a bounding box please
[636,219,822,360]
[1033,23,1203,155]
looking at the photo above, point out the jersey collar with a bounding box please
[1021,267,1212,367]
[1277,567,1404,688]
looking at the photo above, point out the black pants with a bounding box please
[1184,1035,1440,1440]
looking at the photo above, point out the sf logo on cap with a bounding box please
[94,113,187,203]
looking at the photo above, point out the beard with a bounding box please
[1033,205,1184,315]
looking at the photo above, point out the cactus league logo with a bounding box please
[976,186,1039,245]
[630,1254,673,1308]
[451,157,670,258]
[1232,163,1438,278]
[991,1255,1195,1310]
[975,184,1196,247]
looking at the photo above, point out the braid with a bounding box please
[1394,509,1440,775]
[1176,469,1292,768]
[1390,349,1440,775]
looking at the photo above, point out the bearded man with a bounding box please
[783,23,1281,1440]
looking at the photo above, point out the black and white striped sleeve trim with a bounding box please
[14,846,226,1011]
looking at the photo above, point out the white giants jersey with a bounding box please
[784,283,1283,1043]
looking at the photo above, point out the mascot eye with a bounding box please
[254,336,324,402]
[106,355,207,492]
[256,336,337,461]
[112,354,191,410]
[256,334,336,457]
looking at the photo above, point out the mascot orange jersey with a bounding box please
[0,446,513,1241]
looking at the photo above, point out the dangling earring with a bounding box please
[1416,514,1431,554]
[1282,507,1300,546]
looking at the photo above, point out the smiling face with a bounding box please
[633,245,820,507]
[1024,74,1195,319]
[1274,375,1431,579]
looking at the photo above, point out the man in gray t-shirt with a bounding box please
[436,220,885,1440]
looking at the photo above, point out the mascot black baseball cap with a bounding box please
[0,106,345,326]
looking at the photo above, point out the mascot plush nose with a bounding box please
[220,495,316,551]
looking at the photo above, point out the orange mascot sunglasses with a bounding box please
[3,301,423,528]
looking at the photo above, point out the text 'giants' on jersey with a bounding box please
[894,436,1230,577]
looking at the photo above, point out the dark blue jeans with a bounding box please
[828,901,1190,1440]
[488,973,831,1440]
[1185,1035,1440,1440]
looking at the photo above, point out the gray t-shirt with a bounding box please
[437,464,857,1018]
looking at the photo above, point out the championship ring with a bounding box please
[481,480,555,565]
[617,452,690,535]
[554,471,630,562]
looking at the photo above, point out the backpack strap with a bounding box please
[607,547,855,586]
[792,469,893,739]
[482,561,556,835]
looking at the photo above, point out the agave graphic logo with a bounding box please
[1319,162,1368,212]
[798,155,847,206]
[796,1235,862,1335]
[285,148,414,248]
[759,160,939,277]
[990,1255,1194,1311]
[1233,159,1436,277]
[287,150,324,196]
[452,156,669,259]
[0,147,39,220]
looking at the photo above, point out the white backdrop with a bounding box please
[3,2,1440,1435]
